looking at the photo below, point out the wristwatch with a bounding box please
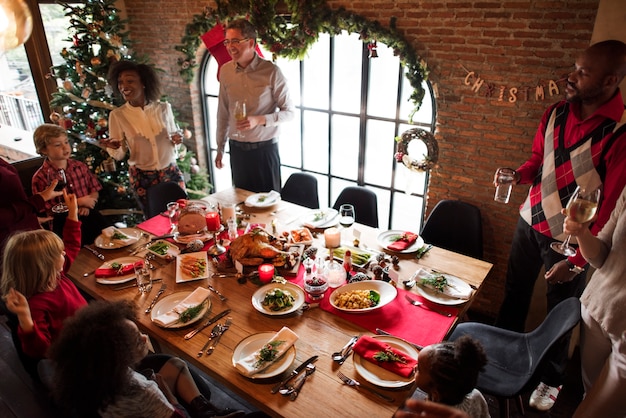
[565,260,584,275]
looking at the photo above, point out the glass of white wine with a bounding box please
[339,204,355,229]
[551,185,601,256]
[233,100,247,139]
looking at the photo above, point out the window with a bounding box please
[201,31,436,230]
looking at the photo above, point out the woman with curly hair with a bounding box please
[412,335,490,418]
[48,299,245,418]
[103,60,186,211]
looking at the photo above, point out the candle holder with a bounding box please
[205,209,225,256]
[207,224,225,256]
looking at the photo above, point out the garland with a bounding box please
[176,0,429,119]
[394,128,439,172]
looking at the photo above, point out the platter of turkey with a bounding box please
[223,227,301,272]
[173,205,212,243]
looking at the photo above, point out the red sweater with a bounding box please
[17,218,87,359]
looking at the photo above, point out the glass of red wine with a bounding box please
[48,168,69,213]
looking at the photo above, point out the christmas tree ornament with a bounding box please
[49,112,61,123]
[61,47,69,57]
[90,56,101,66]
[63,80,74,90]
[97,117,107,128]
[183,128,192,139]
[0,0,33,52]
[81,87,92,99]
[102,158,116,173]
[368,41,378,58]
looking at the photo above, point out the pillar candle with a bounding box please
[324,227,341,248]
[205,212,221,231]
[258,264,275,283]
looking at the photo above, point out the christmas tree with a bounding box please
[48,0,209,224]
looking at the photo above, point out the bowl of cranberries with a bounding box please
[304,276,329,301]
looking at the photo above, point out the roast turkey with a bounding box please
[228,227,292,266]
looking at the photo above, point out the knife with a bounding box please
[375,328,424,351]
[270,355,319,394]
[113,278,162,291]
[207,285,227,301]
[205,317,232,356]
[184,309,231,340]
[84,245,105,260]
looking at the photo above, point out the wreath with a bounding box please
[394,128,439,172]
[176,0,429,120]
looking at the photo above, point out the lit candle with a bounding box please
[324,227,341,248]
[258,263,275,283]
[205,211,221,231]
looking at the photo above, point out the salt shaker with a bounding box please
[227,218,238,240]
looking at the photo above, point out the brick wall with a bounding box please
[123,0,600,318]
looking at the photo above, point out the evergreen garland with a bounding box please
[176,0,429,120]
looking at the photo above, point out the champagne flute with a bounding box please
[339,204,355,229]
[550,185,601,256]
[233,100,247,139]
[48,168,69,213]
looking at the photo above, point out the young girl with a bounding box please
[49,299,246,418]
[414,335,490,418]
[0,190,87,375]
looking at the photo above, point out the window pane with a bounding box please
[391,192,424,231]
[278,111,301,167]
[203,57,219,96]
[367,43,401,119]
[302,110,329,172]
[400,78,433,125]
[40,4,74,67]
[330,114,359,180]
[364,120,395,187]
[302,34,329,109]
[331,32,362,113]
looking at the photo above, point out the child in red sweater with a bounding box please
[1,190,87,374]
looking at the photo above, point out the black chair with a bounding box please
[448,297,581,418]
[332,186,378,228]
[281,172,319,209]
[144,182,188,219]
[420,199,483,259]
[10,156,45,197]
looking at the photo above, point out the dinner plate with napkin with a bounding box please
[352,335,417,379]
[99,226,138,247]
[377,230,424,253]
[302,208,339,229]
[234,326,298,377]
[152,287,211,327]
[412,268,473,304]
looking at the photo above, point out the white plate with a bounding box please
[173,231,212,244]
[95,256,143,285]
[147,240,180,259]
[415,274,472,306]
[333,245,374,268]
[176,252,209,283]
[353,335,418,388]
[94,228,142,249]
[329,280,397,313]
[252,283,305,316]
[377,230,425,254]
[301,208,339,229]
[245,192,281,208]
[150,291,211,328]
[232,332,297,379]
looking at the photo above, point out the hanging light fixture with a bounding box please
[0,0,33,53]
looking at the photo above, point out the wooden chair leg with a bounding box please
[515,394,525,415]
[498,397,510,418]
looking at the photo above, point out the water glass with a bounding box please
[134,263,153,294]
[494,168,515,204]
[167,202,180,231]
[221,203,236,224]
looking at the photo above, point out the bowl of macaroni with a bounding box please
[329,280,397,313]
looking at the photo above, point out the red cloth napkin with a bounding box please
[287,265,458,348]
[95,261,143,278]
[137,215,170,236]
[352,335,417,378]
[387,232,418,251]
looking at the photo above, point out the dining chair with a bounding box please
[332,186,379,228]
[10,156,45,197]
[144,182,188,219]
[419,199,483,259]
[281,172,319,209]
[448,297,581,418]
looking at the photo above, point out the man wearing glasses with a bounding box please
[215,18,294,193]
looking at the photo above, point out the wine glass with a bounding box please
[233,100,247,139]
[339,204,355,229]
[168,127,183,158]
[48,168,68,213]
[550,186,601,256]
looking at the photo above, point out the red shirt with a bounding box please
[32,158,102,213]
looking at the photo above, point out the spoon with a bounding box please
[279,364,316,396]
[331,335,358,362]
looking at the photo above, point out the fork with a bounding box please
[404,294,452,317]
[145,283,167,313]
[336,371,394,402]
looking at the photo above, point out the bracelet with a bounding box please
[565,260,584,275]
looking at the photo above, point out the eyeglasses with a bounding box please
[223,38,250,46]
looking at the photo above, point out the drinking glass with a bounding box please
[494,168,515,204]
[339,204,355,228]
[134,262,153,294]
[551,186,601,256]
[233,100,247,139]
[169,128,183,158]
[166,202,180,232]
[48,168,68,213]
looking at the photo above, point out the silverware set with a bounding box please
[197,317,232,357]
[271,355,318,394]
[331,335,358,365]
[184,309,231,340]
[145,283,167,314]
[337,371,395,402]
[405,294,452,317]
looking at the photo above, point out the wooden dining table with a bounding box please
[67,187,492,418]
